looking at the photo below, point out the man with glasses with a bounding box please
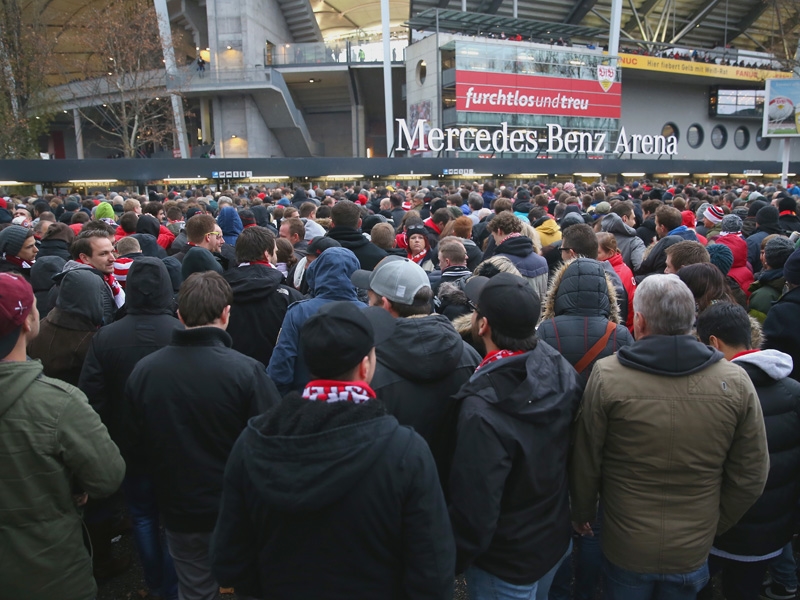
[172,215,226,269]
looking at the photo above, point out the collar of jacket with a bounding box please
[172,326,232,348]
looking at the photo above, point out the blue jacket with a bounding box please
[666,225,698,242]
[266,247,364,394]
[217,206,243,245]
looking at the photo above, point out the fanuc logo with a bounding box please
[395,119,678,155]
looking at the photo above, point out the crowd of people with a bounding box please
[2,176,800,600]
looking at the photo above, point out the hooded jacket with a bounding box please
[636,216,657,247]
[537,259,634,381]
[371,315,481,489]
[125,326,281,533]
[267,247,364,394]
[494,235,549,303]
[210,396,455,600]
[715,234,754,296]
[570,335,769,574]
[217,206,243,245]
[0,360,124,600]
[78,257,183,450]
[30,255,65,317]
[601,212,646,271]
[224,264,302,367]
[748,268,785,323]
[462,238,483,271]
[50,260,118,325]
[534,216,562,247]
[37,237,71,261]
[634,235,683,283]
[763,286,800,382]
[449,343,583,584]
[326,226,388,271]
[28,269,105,386]
[746,224,784,272]
[711,350,800,558]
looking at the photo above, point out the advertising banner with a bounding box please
[619,54,793,82]
[455,70,621,119]
[763,79,800,138]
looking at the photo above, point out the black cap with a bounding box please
[300,302,396,379]
[307,236,341,257]
[464,273,540,338]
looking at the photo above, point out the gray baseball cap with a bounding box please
[351,256,431,305]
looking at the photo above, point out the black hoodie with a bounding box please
[78,257,184,449]
[371,315,481,490]
[449,342,583,585]
[210,395,455,600]
[326,226,388,271]
[223,264,302,366]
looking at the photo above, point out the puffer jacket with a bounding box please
[537,259,634,381]
[570,335,769,574]
[601,212,645,271]
[715,234,754,296]
[711,350,800,558]
[267,247,364,394]
[371,314,481,490]
[0,360,125,600]
[494,235,549,303]
[30,255,65,317]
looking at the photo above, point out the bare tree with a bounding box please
[67,0,184,158]
[0,0,55,158]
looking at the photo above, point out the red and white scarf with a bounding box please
[238,259,275,268]
[475,349,526,372]
[302,380,377,404]
[409,248,428,264]
[2,253,33,270]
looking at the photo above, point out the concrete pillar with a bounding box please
[73,109,84,160]
[200,98,211,143]
[153,0,190,159]
[381,0,393,156]
[212,96,224,158]
[608,0,623,67]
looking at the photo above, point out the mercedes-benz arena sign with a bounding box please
[455,68,621,119]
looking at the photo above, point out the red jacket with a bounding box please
[715,234,754,296]
[606,253,636,333]
[156,225,175,250]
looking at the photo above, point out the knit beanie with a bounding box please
[720,214,742,233]
[695,202,710,221]
[748,200,768,218]
[707,244,734,275]
[784,249,800,285]
[703,205,725,224]
[681,210,695,229]
[778,196,798,214]
[0,225,30,256]
[756,206,780,226]
[764,237,795,270]
[94,202,115,221]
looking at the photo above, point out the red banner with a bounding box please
[455,70,621,119]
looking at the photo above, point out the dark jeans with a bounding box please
[603,557,709,600]
[550,507,604,600]
[123,474,178,600]
[707,554,771,600]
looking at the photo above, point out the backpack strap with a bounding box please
[574,321,617,375]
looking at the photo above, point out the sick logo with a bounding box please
[597,65,616,93]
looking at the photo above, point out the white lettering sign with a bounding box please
[395,119,677,156]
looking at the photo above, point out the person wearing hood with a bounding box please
[532,209,562,248]
[78,257,182,600]
[37,222,74,261]
[211,301,455,600]
[747,206,785,272]
[223,226,302,367]
[267,246,364,394]
[570,275,768,599]
[94,201,117,228]
[136,213,175,251]
[0,272,125,600]
[601,207,645,271]
[29,255,65,318]
[714,214,754,297]
[326,200,388,270]
[125,271,280,600]
[27,268,105,386]
[449,273,583,598]
[777,196,800,234]
[634,234,683,284]
[538,258,634,383]
[697,303,800,600]
[351,257,480,491]
[749,237,794,323]
[216,205,243,246]
[763,249,800,382]
[0,224,38,279]
[486,211,549,303]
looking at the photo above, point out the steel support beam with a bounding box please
[622,0,663,34]
[669,0,724,44]
[564,0,601,25]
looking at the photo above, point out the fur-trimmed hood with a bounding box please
[540,258,620,323]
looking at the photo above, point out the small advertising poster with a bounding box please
[763,79,800,137]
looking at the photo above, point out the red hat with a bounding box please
[712,185,720,191]
[357,194,368,206]
[0,272,34,357]
[0,198,7,209]
[681,210,695,229]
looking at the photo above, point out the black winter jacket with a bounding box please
[125,326,281,533]
[636,216,657,247]
[326,226,388,271]
[223,264,302,366]
[210,395,455,600]
[537,259,634,381]
[79,258,183,451]
[449,342,583,584]
[372,314,481,489]
[763,286,800,382]
[712,350,800,557]
[36,238,71,261]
